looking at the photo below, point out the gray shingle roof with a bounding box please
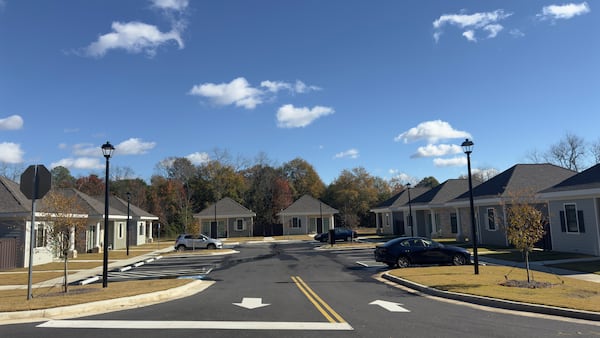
[540,163,600,193]
[373,187,430,209]
[278,195,338,215]
[0,176,30,213]
[411,179,475,206]
[455,163,576,200]
[194,197,256,218]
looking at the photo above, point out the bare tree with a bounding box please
[546,133,587,172]
[41,190,89,293]
[591,139,600,165]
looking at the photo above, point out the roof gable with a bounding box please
[279,195,338,215]
[195,197,255,217]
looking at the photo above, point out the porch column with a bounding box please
[147,222,153,243]
[455,207,465,241]
[68,226,77,258]
[430,210,438,238]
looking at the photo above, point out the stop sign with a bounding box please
[20,165,52,200]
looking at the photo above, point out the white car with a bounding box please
[174,234,223,251]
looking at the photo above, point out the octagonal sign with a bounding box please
[20,165,51,200]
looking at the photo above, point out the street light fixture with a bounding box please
[461,138,479,275]
[126,191,131,256]
[101,141,115,288]
[406,183,413,237]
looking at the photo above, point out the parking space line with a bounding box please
[291,276,347,324]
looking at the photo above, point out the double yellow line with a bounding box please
[291,276,346,324]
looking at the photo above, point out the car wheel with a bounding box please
[397,256,410,268]
[453,254,467,266]
[207,243,217,250]
[176,245,186,252]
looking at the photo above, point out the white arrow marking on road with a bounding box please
[369,300,410,312]
[233,297,270,309]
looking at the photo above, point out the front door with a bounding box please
[210,221,218,238]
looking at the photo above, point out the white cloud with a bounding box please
[462,30,477,42]
[509,29,525,38]
[189,77,263,109]
[151,0,188,11]
[51,157,103,170]
[190,78,321,109]
[0,115,24,130]
[411,144,462,158]
[276,104,334,128]
[260,80,291,93]
[433,156,467,167]
[186,152,210,165]
[433,9,512,42]
[0,142,24,163]
[72,143,99,157]
[394,120,471,144]
[70,138,155,157]
[116,138,156,155]
[333,149,359,159]
[260,80,321,94]
[538,2,590,20]
[484,24,503,38]
[294,80,321,93]
[84,21,184,58]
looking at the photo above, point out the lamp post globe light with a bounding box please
[406,183,413,236]
[461,138,479,275]
[101,141,115,288]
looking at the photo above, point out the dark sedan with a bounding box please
[374,237,470,268]
[314,228,358,242]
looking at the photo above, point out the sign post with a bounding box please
[20,165,51,300]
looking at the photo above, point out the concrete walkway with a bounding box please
[478,256,600,283]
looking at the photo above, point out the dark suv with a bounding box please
[314,228,358,242]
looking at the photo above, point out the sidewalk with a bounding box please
[0,246,176,291]
[478,256,600,284]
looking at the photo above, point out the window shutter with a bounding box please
[577,210,585,233]
[559,211,566,232]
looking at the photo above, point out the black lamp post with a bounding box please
[126,191,131,256]
[462,138,479,275]
[101,141,115,288]
[406,183,413,236]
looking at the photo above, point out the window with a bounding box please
[35,223,47,248]
[236,219,245,231]
[290,217,302,228]
[118,223,123,239]
[450,213,458,234]
[487,208,496,230]
[139,224,144,235]
[384,213,390,226]
[560,204,585,233]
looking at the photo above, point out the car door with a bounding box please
[407,239,429,264]
[418,239,448,264]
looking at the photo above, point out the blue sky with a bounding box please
[0,0,598,185]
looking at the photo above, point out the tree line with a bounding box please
[48,155,437,237]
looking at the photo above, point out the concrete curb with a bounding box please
[0,280,214,325]
[382,272,600,322]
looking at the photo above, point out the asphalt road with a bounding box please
[2,242,600,337]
